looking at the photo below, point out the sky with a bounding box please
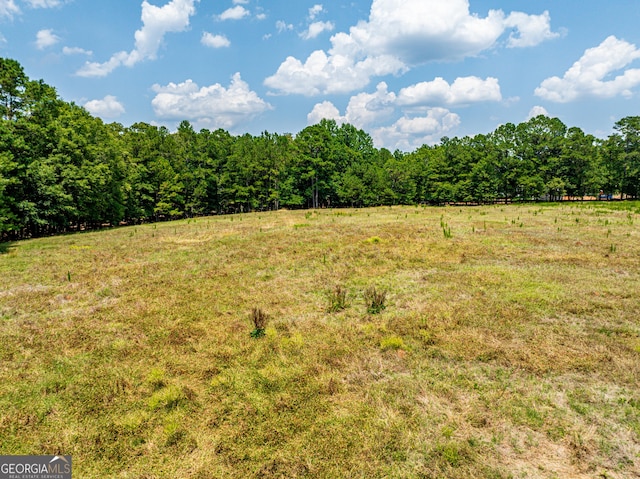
[1,0,640,151]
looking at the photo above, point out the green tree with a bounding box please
[0,58,27,120]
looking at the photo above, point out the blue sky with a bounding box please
[1,0,640,151]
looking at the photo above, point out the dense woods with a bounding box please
[2,57,640,239]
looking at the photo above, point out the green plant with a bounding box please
[380,335,405,351]
[250,307,269,338]
[364,286,387,314]
[327,285,348,313]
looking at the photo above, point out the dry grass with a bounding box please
[0,203,639,478]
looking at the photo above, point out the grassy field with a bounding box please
[1,203,639,478]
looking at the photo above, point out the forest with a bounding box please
[2,57,640,240]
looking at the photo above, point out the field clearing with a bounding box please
[1,203,639,478]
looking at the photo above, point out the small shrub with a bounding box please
[364,286,387,314]
[327,285,348,312]
[250,308,269,338]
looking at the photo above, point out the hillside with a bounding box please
[1,204,639,478]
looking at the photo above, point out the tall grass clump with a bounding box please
[250,307,269,338]
[364,286,387,314]
[327,285,348,312]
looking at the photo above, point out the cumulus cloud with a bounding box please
[301,21,334,40]
[76,0,198,78]
[35,29,60,49]
[62,46,93,56]
[504,11,559,48]
[307,101,345,125]
[535,36,640,103]
[266,0,557,96]
[307,81,467,150]
[527,106,549,119]
[84,95,125,119]
[308,82,396,129]
[217,5,249,21]
[265,50,405,96]
[397,76,502,106]
[373,108,461,150]
[308,4,324,20]
[151,73,272,131]
[201,32,230,48]
[344,81,397,127]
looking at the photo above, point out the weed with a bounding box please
[327,285,348,313]
[364,286,387,314]
[250,308,269,338]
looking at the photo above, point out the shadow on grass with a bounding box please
[0,242,15,254]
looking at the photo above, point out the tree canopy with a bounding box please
[1,57,639,239]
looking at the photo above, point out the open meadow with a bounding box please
[1,203,639,478]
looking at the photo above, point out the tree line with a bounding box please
[1,57,640,240]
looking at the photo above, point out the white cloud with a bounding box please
[217,5,249,21]
[301,21,334,40]
[307,82,463,150]
[2,0,65,18]
[232,0,248,4]
[527,106,549,119]
[201,32,230,48]
[504,11,559,48]
[84,95,125,119]
[535,36,640,103]
[151,73,272,131]
[62,46,92,56]
[35,29,60,49]
[397,76,502,106]
[344,81,397,127]
[373,108,461,150]
[24,0,63,7]
[76,0,198,77]
[0,0,20,18]
[276,20,293,33]
[307,101,345,125]
[266,0,557,96]
[309,4,323,20]
[265,50,405,96]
